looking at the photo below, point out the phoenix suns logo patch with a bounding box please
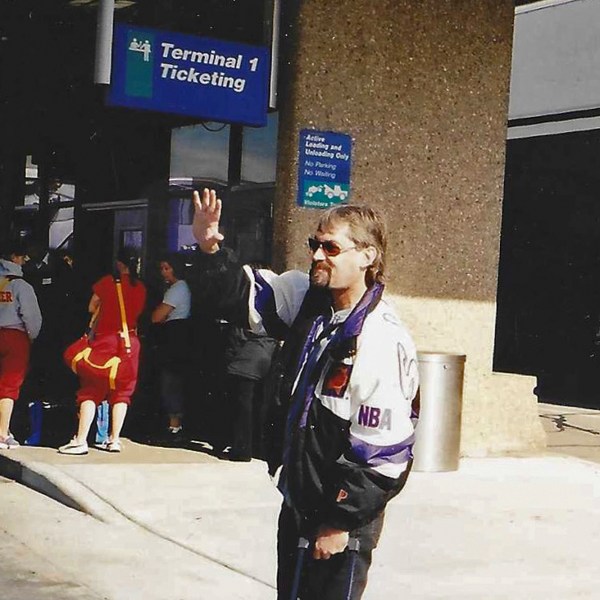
[322,362,352,398]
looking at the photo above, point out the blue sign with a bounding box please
[108,24,270,127]
[297,129,352,208]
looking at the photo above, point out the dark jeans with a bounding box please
[227,375,257,459]
[277,504,385,600]
[160,368,185,417]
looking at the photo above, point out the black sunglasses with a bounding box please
[307,237,356,257]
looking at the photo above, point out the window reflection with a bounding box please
[241,112,278,183]
[170,122,230,182]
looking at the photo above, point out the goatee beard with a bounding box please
[310,262,331,288]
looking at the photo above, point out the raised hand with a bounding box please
[192,188,224,254]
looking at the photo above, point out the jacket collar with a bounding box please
[328,282,384,359]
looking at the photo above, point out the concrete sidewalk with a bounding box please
[538,402,600,464]
[1,405,600,599]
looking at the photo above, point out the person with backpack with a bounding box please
[0,241,42,449]
[58,247,146,455]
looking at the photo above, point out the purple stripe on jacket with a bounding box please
[253,270,290,339]
[348,432,415,467]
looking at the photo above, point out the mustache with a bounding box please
[310,261,331,275]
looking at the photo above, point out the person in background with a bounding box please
[222,325,278,461]
[20,242,55,445]
[151,253,191,441]
[51,250,106,446]
[0,242,42,449]
[186,242,232,447]
[58,247,146,455]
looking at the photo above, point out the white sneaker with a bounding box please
[94,440,110,451]
[107,439,122,453]
[58,439,89,455]
[0,434,20,450]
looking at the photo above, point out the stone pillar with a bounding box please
[273,0,546,455]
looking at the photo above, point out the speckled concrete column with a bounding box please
[273,0,546,455]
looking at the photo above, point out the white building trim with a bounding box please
[508,115,600,139]
[516,0,586,15]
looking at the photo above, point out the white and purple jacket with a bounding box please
[193,251,419,531]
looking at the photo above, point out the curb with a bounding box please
[0,450,277,591]
[0,451,128,525]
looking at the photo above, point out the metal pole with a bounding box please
[289,537,309,600]
[228,125,244,186]
[266,0,281,109]
[94,0,115,85]
[36,159,50,249]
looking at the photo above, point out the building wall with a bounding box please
[501,1,600,407]
[510,0,600,122]
[272,0,546,455]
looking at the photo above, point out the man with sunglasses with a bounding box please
[191,188,419,599]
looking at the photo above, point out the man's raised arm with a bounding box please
[192,188,224,254]
[190,187,309,338]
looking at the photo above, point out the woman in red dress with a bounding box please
[59,248,146,455]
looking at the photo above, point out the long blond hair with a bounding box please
[316,205,387,287]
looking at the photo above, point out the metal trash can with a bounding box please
[412,352,466,472]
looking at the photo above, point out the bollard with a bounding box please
[412,352,466,472]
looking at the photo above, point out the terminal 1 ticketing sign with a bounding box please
[108,24,270,126]
[297,129,352,208]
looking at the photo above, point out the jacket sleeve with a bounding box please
[190,248,309,341]
[243,266,309,339]
[321,312,419,531]
[16,281,43,340]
